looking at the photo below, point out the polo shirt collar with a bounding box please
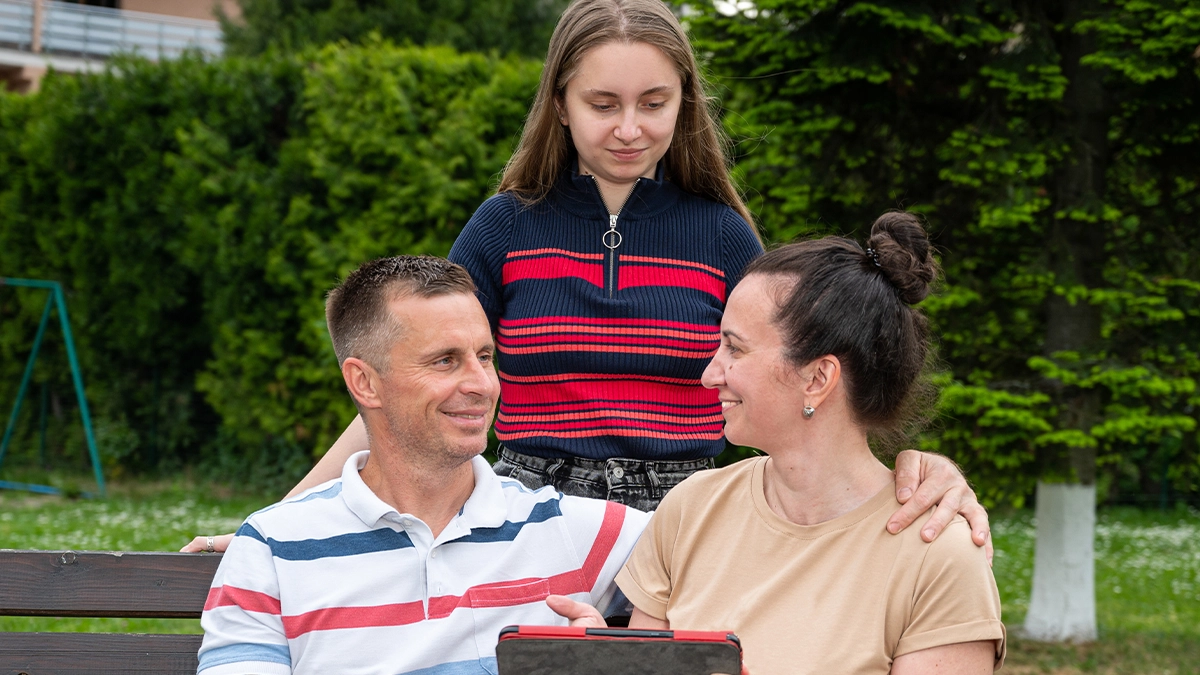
[339,451,508,532]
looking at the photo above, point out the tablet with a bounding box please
[496,625,742,675]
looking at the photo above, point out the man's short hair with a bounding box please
[325,256,476,371]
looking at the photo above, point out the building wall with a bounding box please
[121,0,240,21]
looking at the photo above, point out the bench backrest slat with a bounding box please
[0,632,204,674]
[0,549,220,618]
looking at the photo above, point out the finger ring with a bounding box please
[205,536,215,553]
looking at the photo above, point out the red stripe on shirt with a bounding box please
[583,502,625,587]
[282,600,426,639]
[205,585,282,615]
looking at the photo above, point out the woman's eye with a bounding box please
[645,101,664,110]
[592,103,614,112]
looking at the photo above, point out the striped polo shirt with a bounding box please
[449,165,763,461]
[198,451,650,675]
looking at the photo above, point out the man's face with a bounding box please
[374,292,499,465]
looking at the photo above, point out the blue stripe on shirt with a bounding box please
[198,642,291,671]
[457,499,561,543]
[400,657,497,675]
[237,520,416,560]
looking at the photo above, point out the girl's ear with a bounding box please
[553,95,568,126]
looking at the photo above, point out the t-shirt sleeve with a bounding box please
[613,483,687,621]
[721,211,764,298]
[895,518,1007,668]
[448,194,516,333]
[558,497,653,615]
[198,520,292,675]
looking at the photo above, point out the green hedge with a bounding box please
[0,43,540,490]
[1,27,1196,505]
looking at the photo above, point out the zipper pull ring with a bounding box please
[603,214,622,250]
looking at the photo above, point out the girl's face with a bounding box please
[702,275,803,452]
[559,41,681,199]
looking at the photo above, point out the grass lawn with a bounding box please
[2,480,1198,672]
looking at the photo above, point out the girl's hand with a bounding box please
[887,450,993,565]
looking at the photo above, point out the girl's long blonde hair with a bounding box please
[497,0,755,229]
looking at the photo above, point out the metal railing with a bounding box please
[0,0,222,60]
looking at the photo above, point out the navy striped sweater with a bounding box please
[449,167,763,461]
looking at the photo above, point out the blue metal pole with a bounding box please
[0,293,54,469]
[52,284,105,497]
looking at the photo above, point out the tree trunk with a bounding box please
[1025,0,1109,643]
[1024,482,1098,641]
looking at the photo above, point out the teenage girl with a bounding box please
[185,0,990,552]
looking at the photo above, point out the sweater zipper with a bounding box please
[595,177,640,298]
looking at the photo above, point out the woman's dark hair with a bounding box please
[744,211,939,434]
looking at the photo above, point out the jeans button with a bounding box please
[611,466,625,479]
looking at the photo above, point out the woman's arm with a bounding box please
[181,415,368,552]
[891,640,995,674]
[284,414,368,499]
[888,450,992,564]
[627,606,669,630]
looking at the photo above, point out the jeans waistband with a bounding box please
[495,445,713,488]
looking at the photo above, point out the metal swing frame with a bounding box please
[0,278,105,497]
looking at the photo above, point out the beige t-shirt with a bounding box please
[615,457,1006,675]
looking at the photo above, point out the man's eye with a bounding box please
[479,353,494,364]
[435,357,454,367]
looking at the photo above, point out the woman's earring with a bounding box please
[802,405,815,419]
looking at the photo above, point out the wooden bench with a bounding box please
[0,550,221,675]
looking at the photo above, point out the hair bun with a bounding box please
[866,211,938,304]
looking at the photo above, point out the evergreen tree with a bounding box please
[692,0,1200,641]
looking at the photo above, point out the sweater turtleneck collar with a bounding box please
[551,159,682,221]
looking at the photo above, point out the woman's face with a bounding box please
[702,275,803,451]
[559,41,681,198]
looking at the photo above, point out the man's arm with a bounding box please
[888,450,992,564]
[198,523,292,675]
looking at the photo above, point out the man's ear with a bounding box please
[342,358,384,410]
[802,354,841,411]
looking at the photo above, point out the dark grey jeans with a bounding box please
[492,445,714,512]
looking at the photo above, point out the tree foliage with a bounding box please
[0,44,539,488]
[220,0,570,58]
[691,0,1200,506]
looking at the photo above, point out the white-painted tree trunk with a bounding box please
[1023,481,1097,642]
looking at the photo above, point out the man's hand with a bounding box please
[180,533,234,553]
[887,450,992,565]
[546,594,607,627]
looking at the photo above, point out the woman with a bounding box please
[185,0,989,551]
[603,212,1005,673]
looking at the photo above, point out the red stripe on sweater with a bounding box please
[501,344,716,358]
[501,378,719,407]
[507,248,604,261]
[204,585,282,615]
[618,265,726,302]
[503,258,603,287]
[496,417,725,434]
[498,428,725,441]
[620,255,726,277]
[499,333,718,350]
[500,316,718,331]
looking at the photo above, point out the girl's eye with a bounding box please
[645,101,664,110]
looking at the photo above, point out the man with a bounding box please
[197,256,649,675]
